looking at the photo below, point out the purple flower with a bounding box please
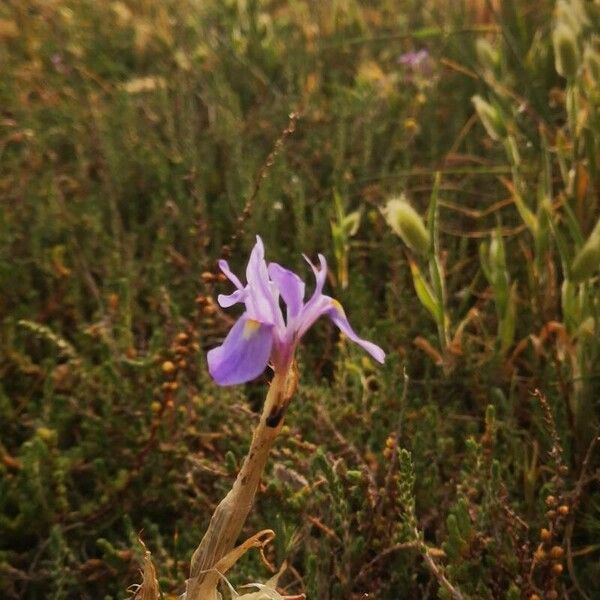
[207,236,385,385]
[397,49,434,81]
[398,49,430,68]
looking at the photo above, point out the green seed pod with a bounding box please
[570,219,600,283]
[553,23,580,79]
[472,95,506,141]
[383,196,431,256]
[489,230,508,280]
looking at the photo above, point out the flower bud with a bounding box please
[534,548,546,561]
[472,95,507,141]
[175,332,189,344]
[383,196,431,257]
[553,23,580,79]
[161,360,176,375]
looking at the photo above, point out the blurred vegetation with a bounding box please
[0,0,599,598]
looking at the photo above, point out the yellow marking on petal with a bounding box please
[330,299,345,314]
[243,318,261,339]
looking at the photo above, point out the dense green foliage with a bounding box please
[1,1,599,598]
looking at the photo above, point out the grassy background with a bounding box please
[1,1,599,598]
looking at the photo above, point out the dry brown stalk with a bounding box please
[223,111,300,259]
[185,364,298,599]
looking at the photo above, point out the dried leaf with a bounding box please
[185,530,275,600]
[130,539,160,600]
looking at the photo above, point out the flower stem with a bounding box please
[186,365,297,597]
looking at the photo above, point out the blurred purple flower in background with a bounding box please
[398,49,433,79]
[398,49,430,68]
[207,236,385,385]
[51,53,66,73]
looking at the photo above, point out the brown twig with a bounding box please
[222,111,300,259]
[533,389,566,473]
[564,426,600,600]
[527,389,571,599]
[417,530,466,600]
[355,541,419,584]
[374,368,409,530]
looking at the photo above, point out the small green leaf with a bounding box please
[342,210,361,236]
[409,259,444,325]
[511,188,538,235]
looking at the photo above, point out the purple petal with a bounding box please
[326,298,385,363]
[295,295,325,339]
[303,253,328,298]
[268,262,305,320]
[245,236,282,326]
[207,314,273,385]
[217,259,247,307]
[295,254,329,338]
[398,49,429,67]
[217,289,247,308]
[297,292,385,363]
[218,259,244,289]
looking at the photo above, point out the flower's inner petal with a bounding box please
[218,259,244,289]
[294,256,384,363]
[295,294,328,339]
[325,298,386,363]
[245,236,282,326]
[295,253,329,336]
[303,253,328,299]
[268,262,305,321]
[207,314,273,385]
